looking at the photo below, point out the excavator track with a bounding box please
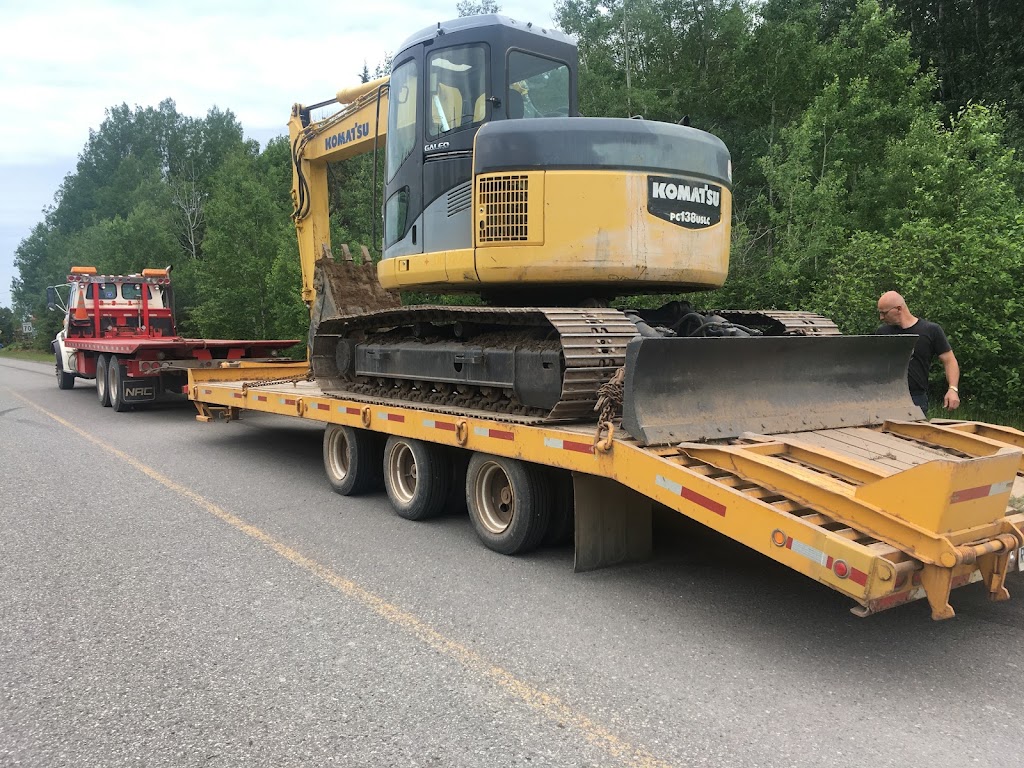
[715,309,841,336]
[311,306,637,421]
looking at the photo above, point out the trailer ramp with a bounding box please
[644,422,1022,619]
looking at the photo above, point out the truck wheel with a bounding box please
[55,353,75,390]
[96,354,111,407]
[383,436,452,521]
[466,453,552,555]
[108,357,129,412]
[323,424,384,496]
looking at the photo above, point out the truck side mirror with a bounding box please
[46,286,57,311]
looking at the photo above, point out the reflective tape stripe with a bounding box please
[950,480,1014,504]
[377,412,405,422]
[789,536,826,565]
[473,427,514,440]
[543,437,593,454]
[784,535,869,585]
[424,419,457,432]
[655,475,726,516]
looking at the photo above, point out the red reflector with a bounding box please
[833,560,850,579]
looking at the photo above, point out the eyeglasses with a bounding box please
[878,305,901,317]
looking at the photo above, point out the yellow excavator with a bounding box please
[289,13,921,443]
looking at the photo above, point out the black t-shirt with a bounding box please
[875,319,951,394]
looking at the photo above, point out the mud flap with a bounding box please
[573,473,652,572]
[621,334,922,445]
[118,378,158,404]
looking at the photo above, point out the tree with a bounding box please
[458,0,500,16]
[755,0,936,306]
[170,161,207,260]
[0,306,15,347]
[810,104,1024,408]
[189,145,293,339]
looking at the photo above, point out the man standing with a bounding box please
[875,290,960,413]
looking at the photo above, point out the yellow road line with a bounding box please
[11,390,674,768]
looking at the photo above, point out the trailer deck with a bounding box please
[190,363,1024,619]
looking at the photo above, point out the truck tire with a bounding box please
[466,453,552,555]
[96,354,111,407]
[55,353,75,390]
[108,356,129,412]
[383,436,452,521]
[323,424,384,496]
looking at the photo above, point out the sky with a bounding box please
[0,0,562,311]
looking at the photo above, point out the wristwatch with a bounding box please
[948,386,959,393]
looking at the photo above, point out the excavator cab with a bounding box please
[375,15,733,305]
[382,15,578,264]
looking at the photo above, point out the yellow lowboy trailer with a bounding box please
[189,363,1024,621]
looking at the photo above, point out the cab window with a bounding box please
[507,51,570,119]
[387,58,419,182]
[427,45,487,138]
[83,283,118,300]
[120,284,152,301]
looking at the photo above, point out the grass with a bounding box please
[927,401,1024,431]
[0,346,54,364]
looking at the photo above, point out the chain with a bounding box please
[240,368,314,393]
[593,367,625,451]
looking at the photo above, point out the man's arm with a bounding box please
[939,349,960,410]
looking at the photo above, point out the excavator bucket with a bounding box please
[307,247,401,351]
[621,334,922,445]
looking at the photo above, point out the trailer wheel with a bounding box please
[108,356,129,412]
[55,353,75,390]
[466,454,552,555]
[96,354,111,407]
[323,424,384,496]
[383,436,452,521]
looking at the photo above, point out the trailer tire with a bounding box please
[466,454,552,555]
[55,353,75,390]
[96,354,111,407]
[323,424,384,496]
[383,436,452,521]
[108,356,129,412]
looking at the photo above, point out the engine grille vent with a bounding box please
[478,175,529,242]
[446,181,472,217]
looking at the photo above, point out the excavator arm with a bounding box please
[288,76,391,308]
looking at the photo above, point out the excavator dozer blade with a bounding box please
[307,252,401,351]
[621,334,922,445]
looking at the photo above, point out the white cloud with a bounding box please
[0,0,562,307]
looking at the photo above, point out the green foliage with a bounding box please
[457,0,500,16]
[810,105,1024,409]
[0,306,15,345]
[188,148,294,339]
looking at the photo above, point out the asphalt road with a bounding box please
[2,357,1022,768]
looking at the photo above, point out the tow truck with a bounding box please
[50,266,298,411]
